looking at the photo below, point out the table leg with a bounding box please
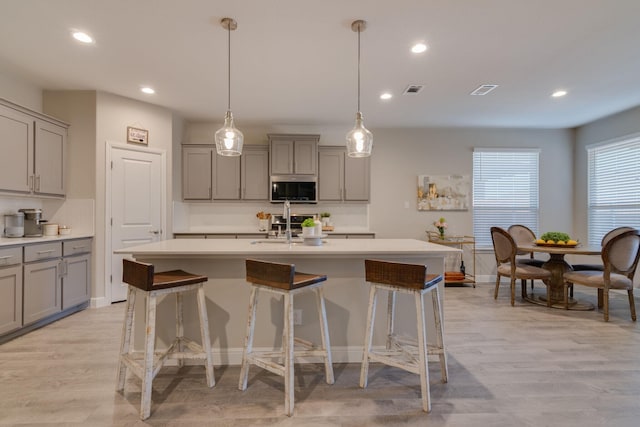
[524,254,594,310]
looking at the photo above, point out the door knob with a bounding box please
[149,230,161,235]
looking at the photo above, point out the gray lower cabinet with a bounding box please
[318,147,370,202]
[0,247,23,335]
[23,257,62,325]
[62,238,92,309]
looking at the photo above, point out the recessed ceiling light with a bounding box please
[411,43,428,54]
[72,31,93,44]
[552,90,567,98]
[141,87,155,95]
[380,93,392,100]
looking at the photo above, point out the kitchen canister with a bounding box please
[43,223,59,236]
[4,213,24,237]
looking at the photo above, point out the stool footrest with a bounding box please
[246,354,286,376]
[368,351,421,375]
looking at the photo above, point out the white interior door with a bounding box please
[110,145,164,302]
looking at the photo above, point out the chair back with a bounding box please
[491,227,516,265]
[601,226,636,246]
[602,229,640,278]
[508,224,536,256]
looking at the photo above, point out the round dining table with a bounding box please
[516,243,602,310]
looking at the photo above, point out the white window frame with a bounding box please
[473,148,540,248]
[587,134,640,245]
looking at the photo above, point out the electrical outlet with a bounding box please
[293,309,302,325]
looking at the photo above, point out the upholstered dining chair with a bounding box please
[508,224,547,294]
[491,227,552,306]
[563,229,640,322]
[571,226,637,272]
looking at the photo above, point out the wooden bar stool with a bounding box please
[239,259,334,416]
[360,259,448,413]
[116,259,215,420]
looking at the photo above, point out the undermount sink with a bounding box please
[251,238,303,244]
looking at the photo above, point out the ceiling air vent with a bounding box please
[470,84,498,96]
[403,84,424,95]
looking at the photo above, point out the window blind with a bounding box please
[587,136,640,245]
[473,149,539,248]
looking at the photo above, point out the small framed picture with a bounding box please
[127,126,149,145]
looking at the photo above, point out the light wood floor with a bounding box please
[1,282,640,426]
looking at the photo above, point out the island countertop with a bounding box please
[115,238,460,258]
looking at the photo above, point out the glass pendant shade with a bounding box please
[346,111,372,157]
[215,110,243,156]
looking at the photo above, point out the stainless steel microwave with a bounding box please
[270,175,317,203]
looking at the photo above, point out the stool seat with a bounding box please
[239,259,334,416]
[360,259,448,413]
[116,259,215,420]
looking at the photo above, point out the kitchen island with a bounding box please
[115,238,459,364]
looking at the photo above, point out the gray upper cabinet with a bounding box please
[268,134,319,175]
[213,153,241,200]
[34,119,66,196]
[182,146,212,200]
[0,99,67,198]
[241,146,269,200]
[318,146,370,202]
[182,145,265,201]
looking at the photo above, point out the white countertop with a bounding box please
[0,233,94,247]
[173,226,374,234]
[115,238,459,258]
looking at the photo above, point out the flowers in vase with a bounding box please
[434,217,448,239]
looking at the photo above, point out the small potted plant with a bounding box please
[320,212,331,226]
[434,217,448,239]
[301,218,316,237]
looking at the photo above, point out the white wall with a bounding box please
[94,91,174,302]
[574,105,640,241]
[0,68,42,111]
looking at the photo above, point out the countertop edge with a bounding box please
[0,234,94,247]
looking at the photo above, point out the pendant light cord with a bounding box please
[227,24,231,111]
[357,27,361,113]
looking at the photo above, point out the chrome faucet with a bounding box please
[283,200,292,243]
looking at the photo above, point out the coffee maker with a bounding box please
[18,208,45,237]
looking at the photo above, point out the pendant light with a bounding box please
[345,19,372,158]
[214,17,243,156]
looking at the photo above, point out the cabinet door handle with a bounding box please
[0,255,13,260]
[36,175,41,191]
[29,175,34,191]
[37,249,55,255]
[72,246,88,251]
[149,230,161,235]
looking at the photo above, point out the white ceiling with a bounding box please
[2,0,640,129]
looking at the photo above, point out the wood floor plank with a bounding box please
[0,283,639,426]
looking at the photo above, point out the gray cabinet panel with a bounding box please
[213,153,241,200]
[241,146,269,200]
[62,253,90,309]
[182,146,212,200]
[34,119,66,196]
[0,264,22,334]
[23,258,62,325]
[268,134,319,175]
[318,149,344,201]
[344,155,370,201]
[0,104,33,194]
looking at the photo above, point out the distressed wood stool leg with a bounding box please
[415,291,431,413]
[359,285,378,388]
[432,287,448,382]
[283,292,295,416]
[116,287,136,391]
[386,290,396,349]
[141,294,157,420]
[239,286,258,391]
[176,291,184,368]
[315,287,334,384]
[196,285,215,387]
